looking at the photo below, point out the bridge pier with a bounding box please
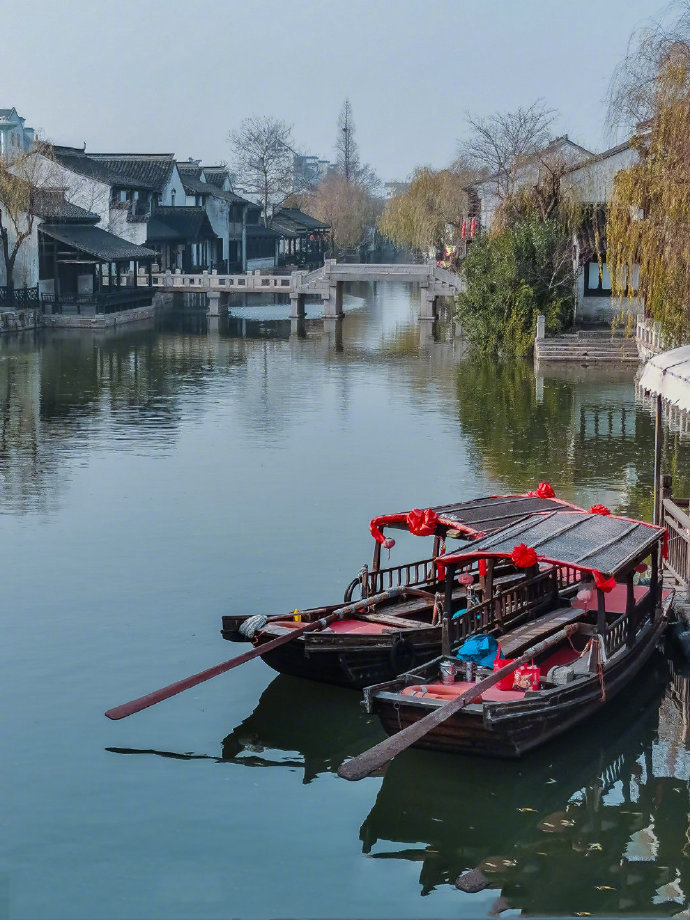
[323,281,343,318]
[419,288,437,320]
[207,291,227,316]
[290,292,305,318]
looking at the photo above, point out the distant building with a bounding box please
[562,139,642,324]
[292,154,332,191]
[0,108,34,160]
[177,161,253,271]
[467,135,594,233]
[271,207,330,267]
[383,181,409,200]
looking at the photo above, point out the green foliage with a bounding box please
[457,216,573,356]
[607,55,690,345]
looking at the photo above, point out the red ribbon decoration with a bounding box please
[663,529,669,560]
[593,571,616,592]
[589,504,611,516]
[527,482,555,499]
[511,543,538,568]
[478,558,487,577]
[406,508,439,537]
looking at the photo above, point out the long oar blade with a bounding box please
[337,624,581,781]
[105,628,305,720]
[106,587,410,721]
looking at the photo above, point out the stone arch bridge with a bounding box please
[151,260,464,318]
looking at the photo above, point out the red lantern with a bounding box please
[461,220,467,239]
[383,537,395,550]
[458,573,474,586]
[470,218,476,237]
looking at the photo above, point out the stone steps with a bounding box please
[535,334,640,363]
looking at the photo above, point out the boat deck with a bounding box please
[498,606,584,657]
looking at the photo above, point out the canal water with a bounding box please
[1,283,689,919]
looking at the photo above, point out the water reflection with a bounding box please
[359,656,690,914]
[108,674,383,784]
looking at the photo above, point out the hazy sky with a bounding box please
[5,0,667,181]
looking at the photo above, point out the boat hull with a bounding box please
[370,614,666,758]
[260,632,441,690]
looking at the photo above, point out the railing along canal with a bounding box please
[663,497,690,588]
[41,288,154,315]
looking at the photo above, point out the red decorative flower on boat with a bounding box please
[406,508,439,537]
[511,543,538,568]
[527,482,556,499]
[593,571,616,592]
[589,504,611,516]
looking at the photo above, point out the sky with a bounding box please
[3,0,670,182]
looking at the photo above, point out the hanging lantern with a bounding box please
[461,220,467,239]
[458,573,474,586]
[470,218,476,237]
[383,537,395,550]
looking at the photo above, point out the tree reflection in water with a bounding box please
[454,358,690,521]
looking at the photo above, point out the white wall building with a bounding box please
[562,140,643,324]
[0,108,34,160]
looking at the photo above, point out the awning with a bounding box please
[370,494,583,543]
[440,510,663,577]
[639,345,690,411]
[41,224,157,262]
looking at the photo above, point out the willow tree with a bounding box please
[0,141,55,290]
[607,49,690,344]
[378,167,471,255]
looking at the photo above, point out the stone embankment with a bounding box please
[535,321,640,364]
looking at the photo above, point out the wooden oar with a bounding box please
[105,587,412,721]
[337,623,582,781]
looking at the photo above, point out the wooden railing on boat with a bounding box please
[365,558,438,596]
[450,568,559,644]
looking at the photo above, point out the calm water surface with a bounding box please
[1,284,689,919]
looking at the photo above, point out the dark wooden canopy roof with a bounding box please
[441,510,663,576]
[379,495,581,538]
[40,224,157,262]
[146,206,218,243]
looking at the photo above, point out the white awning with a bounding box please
[639,345,690,411]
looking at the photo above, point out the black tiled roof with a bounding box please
[177,162,203,178]
[244,224,282,239]
[179,172,251,206]
[273,207,330,231]
[52,146,151,189]
[41,224,157,261]
[87,154,176,192]
[32,191,100,223]
[146,207,218,243]
[201,167,229,188]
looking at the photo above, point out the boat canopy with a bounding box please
[369,494,582,544]
[439,510,664,578]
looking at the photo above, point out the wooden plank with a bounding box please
[499,606,583,657]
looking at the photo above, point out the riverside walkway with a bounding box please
[151,260,463,318]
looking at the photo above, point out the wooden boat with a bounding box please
[362,509,674,757]
[220,492,583,689]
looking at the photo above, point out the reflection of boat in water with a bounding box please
[108,674,384,785]
[359,656,690,914]
[221,675,382,783]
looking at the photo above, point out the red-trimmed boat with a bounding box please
[362,509,674,757]
[221,489,584,689]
